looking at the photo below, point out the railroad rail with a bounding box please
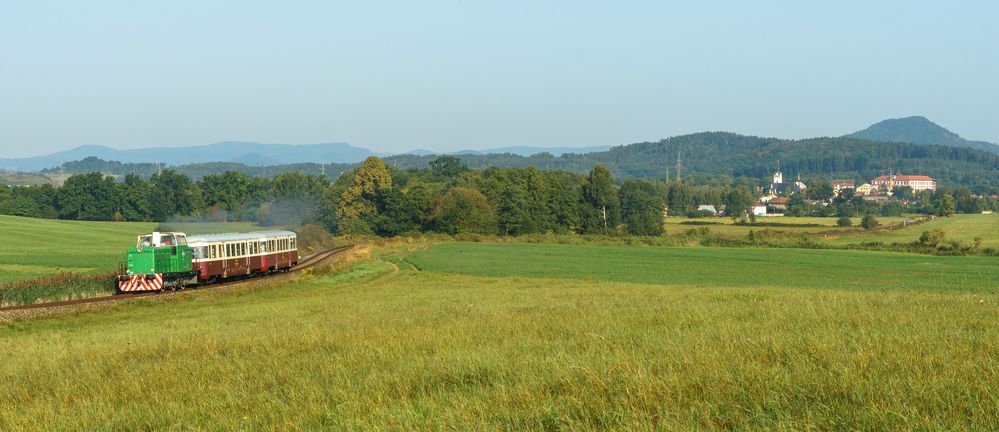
[0,245,353,313]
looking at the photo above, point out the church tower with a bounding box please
[773,159,783,184]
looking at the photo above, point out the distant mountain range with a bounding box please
[843,116,999,154]
[3,116,998,190]
[0,142,381,172]
[0,142,612,172]
[448,145,612,156]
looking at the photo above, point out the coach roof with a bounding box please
[187,230,296,244]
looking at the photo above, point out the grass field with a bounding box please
[3,242,999,429]
[407,242,999,293]
[826,214,999,247]
[0,172,54,186]
[662,216,910,237]
[0,215,157,282]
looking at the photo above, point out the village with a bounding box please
[688,161,998,219]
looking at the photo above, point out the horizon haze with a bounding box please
[1,1,998,157]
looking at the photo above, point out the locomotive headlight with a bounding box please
[145,274,158,280]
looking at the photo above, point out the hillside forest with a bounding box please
[36,132,999,194]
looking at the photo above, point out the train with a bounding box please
[115,230,299,294]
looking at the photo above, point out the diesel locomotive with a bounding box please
[115,230,298,293]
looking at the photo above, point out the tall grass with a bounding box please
[0,271,113,307]
[2,248,999,430]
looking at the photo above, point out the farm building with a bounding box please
[855,183,877,196]
[752,204,767,217]
[767,196,789,211]
[831,179,855,194]
[696,205,718,215]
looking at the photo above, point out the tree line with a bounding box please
[2,156,996,236]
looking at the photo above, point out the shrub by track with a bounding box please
[0,245,353,313]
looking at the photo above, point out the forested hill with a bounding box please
[844,116,999,154]
[384,132,999,189]
[41,132,999,191]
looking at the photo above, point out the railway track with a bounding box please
[0,245,353,314]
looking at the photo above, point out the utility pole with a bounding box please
[675,151,682,182]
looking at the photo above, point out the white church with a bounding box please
[764,160,807,197]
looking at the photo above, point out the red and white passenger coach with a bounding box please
[188,230,299,282]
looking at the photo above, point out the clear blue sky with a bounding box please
[1,0,997,157]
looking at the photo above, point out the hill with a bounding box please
[845,116,999,154]
[451,145,612,157]
[35,132,999,191]
[0,141,380,172]
[383,132,999,190]
[1,142,615,173]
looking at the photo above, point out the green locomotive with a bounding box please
[116,232,198,293]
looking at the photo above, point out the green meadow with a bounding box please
[407,242,999,293]
[2,241,999,430]
[0,215,268,282]
[827,213,999,247]
[0,215,157,282]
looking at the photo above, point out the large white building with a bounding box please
[870,174,936,192]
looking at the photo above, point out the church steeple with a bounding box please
[773,159,783,184]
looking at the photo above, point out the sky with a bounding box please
[1,0,997,157]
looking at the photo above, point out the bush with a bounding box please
[860,214,879,230]
[918,229,948,248]
[686,209,715,218]
[836,217,852,227]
